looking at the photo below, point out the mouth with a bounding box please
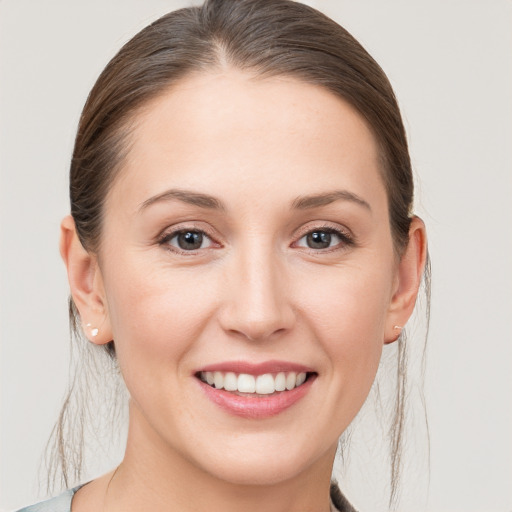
[196,370,314,396]
[194,362,317,419]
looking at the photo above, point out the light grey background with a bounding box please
[1,1,511,511]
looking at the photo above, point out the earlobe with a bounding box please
[60,215,113,345]
[384,216,427,344]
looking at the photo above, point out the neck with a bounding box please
[108,405,337,512]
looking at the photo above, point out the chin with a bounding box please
[183,432,333,487]
[202,454,312,487]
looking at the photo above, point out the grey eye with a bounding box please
[296,229,343,250]
[306,231,333,249]
[170,231,209,250]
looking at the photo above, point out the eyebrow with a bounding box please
[139,189,226,212]
[139,188,371,213]
[292,190,371,211]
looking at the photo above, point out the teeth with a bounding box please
[200,371,309,394]
[275,372,286,392]
[285,372,297,390]
[255,374,275,394]
[213,371,224,389]
[296,372,307,386]
[238,374,256,393]
[223,372,238,391]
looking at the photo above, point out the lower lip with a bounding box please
[197,375,316,419]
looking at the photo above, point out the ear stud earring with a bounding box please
[390,325,403,342]
[86,323,99,337]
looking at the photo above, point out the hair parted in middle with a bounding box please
[47,0,430,506]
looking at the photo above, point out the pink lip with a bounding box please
[195,360,317,419]
[196,360,314,375]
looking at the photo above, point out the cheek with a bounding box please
[297,260,393,376]
[102,257,221,383]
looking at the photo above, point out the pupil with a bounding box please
[178,231,203,250]
[307,231,331,249]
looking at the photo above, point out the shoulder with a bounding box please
[15,487,79,512]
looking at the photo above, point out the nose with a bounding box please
[218,242,295,342]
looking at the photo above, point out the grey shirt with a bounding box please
[16,482,357,512]
[15,487,79,512]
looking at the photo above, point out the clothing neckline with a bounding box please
[18,480,355,512]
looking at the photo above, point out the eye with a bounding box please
[161,229,214,252]
[295,228,352,250]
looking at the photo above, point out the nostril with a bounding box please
[227,323,291,343]
[217,277,296,341]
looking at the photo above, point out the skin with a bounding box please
[61,69,427,512]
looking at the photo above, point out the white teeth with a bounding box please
[214,371,224,389]
[274,372,286,392]
[296,372,307,386]
[200,370,310,394]
[237,374,256,393]
[256,374,275,394]
[285,372,297,390]
[223,372,238,391]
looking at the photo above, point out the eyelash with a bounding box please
[157,223,355,255]
[293,224,355,252]
[157,225,219,255]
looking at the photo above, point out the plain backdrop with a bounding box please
[1,1,511,511]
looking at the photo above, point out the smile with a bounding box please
[198,371,309,395]
[195,361,317,419]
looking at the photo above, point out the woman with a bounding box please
[18,0,428,510]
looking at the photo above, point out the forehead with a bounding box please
[112,69,386,213]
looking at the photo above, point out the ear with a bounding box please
[384,216,428,344]
[60,215,113,345]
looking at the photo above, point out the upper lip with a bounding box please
[196,360,315,375]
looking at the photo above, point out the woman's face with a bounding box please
[90,70,404,485]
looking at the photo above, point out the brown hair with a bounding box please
[48,0,430,506]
